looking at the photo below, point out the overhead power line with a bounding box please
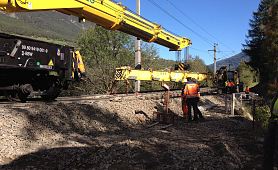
[146,0,214,46]
[164,0,236,54]
[190,47,208,53]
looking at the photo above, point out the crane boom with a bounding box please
[115,67,207,83]
[0,0,191,50]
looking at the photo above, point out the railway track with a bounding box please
[0,91,170,105]
[0,87,217,106]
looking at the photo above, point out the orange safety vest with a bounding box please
[183,82,199,98]
[245,87,250,93]
[227,81,235,87]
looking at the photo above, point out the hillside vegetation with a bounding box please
[0,11,90,44]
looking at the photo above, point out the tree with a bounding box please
[141,43,159,69]
[75,26,162,94]
[187,56,208,73]
[77,26,134,94]
[237,61,258,87]
[244,0,278,96]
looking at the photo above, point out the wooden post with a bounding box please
[225,94,228,113]
[125,80,129,95]
[240,93,243,106]
[231,93,235,116]
[165,90,169,114]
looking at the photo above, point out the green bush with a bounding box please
[254,105,271,129]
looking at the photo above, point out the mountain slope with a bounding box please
[208,52,250,70]
[0,11,92,45]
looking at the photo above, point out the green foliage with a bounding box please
[237,61,258,87]
[254,105,271,129]
[76,27,134,94]
[141,43,159,69]
[186,57,209,87]
[187,56,209,73]
[140,81,160,91]
[140,43,176,71]
[75,27,169,94]
[244,0,278,96]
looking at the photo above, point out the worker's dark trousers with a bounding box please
[263,121,278,169]
[186,97,203,120]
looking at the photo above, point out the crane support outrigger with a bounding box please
[0,0,191,51]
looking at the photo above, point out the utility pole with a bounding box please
[134,0,141,92]
[185,47,189,63]
[208,43,218,77]
[176,51,181,63]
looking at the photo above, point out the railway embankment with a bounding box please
[0,95,263,169]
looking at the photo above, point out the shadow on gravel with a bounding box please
[154,102,186,124]
[9,102,137,146]
[135,110,152,120]
[0,145,161,170]
[200,98,217,106]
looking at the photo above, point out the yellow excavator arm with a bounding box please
[115,67,207,83]
[0,0,191,50]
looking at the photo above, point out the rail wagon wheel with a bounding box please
[217,88,223,95]
[41,85,61,101]
[18,84,33,103]
[18,92,29,103]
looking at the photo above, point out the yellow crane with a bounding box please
[115,66,208,83]
[0,0,190,51]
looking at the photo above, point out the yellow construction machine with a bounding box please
[115,66,208,83]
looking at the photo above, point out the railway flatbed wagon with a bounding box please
[0,32,75,102]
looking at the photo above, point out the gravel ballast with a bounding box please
[0,95,263,169]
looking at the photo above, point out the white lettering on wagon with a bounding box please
[21,45,48,56]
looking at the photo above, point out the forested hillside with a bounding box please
[0,11,91,44]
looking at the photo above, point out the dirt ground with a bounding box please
[0,95,263,169]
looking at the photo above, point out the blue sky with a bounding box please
[114,0,260,65]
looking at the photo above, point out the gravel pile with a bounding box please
[0,95,263,169]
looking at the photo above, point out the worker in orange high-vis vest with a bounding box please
[245,86,250,93]
[245,86,250,99]
[181,86,188,120]
[181,77,204,122]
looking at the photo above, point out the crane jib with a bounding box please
[0,0,191,50]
